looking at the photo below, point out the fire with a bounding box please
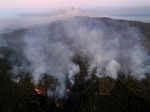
[66,88,70,93]
[34,87,43,95]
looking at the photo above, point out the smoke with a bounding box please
[64,17,150,79]
[0,16,150,97]
[23,25,79,97]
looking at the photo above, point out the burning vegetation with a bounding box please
[34,87,43,95]
[1,53,150,112]
[1,17,150,112]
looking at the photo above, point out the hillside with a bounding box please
[0,16,150,112]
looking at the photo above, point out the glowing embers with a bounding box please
[34,87,43,95]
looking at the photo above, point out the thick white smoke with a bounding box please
[23,25,79,97]
[63,17,149,79]
[0,16,150,97]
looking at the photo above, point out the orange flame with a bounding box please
[34,87,43,95]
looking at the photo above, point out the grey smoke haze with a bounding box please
[0,16,150,97]
[63,18,149,79]
[23,26,79,97]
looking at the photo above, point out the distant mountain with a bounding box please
[1,16,150,51]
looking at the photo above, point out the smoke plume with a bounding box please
[0,16,150,97]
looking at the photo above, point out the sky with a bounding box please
[0,0,150,13]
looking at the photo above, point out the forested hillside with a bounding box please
[0,17,150,112]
